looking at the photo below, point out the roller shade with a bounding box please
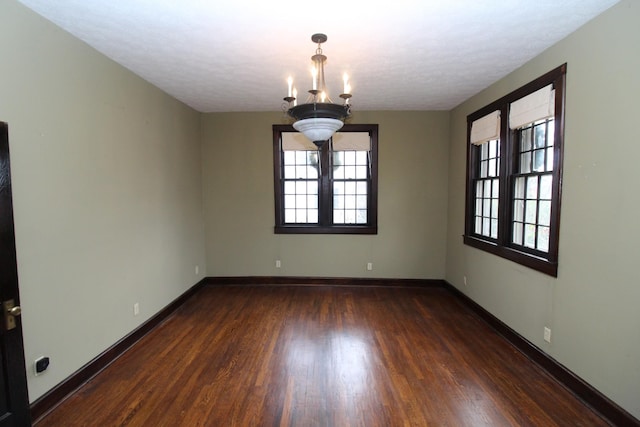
[470,110,500,145]
[509,85,555,129]
[282,132,318,151]
[332,132,371,151]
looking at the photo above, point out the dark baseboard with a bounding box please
[442,280,639,427]
[30,278,208,423]
[204,276,443,288]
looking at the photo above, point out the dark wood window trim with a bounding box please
[464,64,566,277]
[273,124,378,234]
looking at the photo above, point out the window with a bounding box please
[273,124,378,234]
[464,64,566,276]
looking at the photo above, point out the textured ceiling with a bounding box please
[17,0,619,112]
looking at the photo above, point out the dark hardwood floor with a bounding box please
[35,285,609,426]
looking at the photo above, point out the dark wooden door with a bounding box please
[0,122,31,426]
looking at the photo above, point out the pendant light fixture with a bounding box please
[283,33,352,147]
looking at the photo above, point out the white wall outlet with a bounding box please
[544,326,552,343]
[367,262,373,271]
[133,302,140,316]
[195,265,199,275]
[275,260,281,268]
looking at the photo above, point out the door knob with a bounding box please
[3,299,21,330]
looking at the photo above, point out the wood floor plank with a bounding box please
[35,285,610,426]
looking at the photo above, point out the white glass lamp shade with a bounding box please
[293,118,344,145]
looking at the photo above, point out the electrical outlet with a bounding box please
[133,303,140,316]
[34,356,50,376]
[544,327,552,343]
[367,262,373,271]
[275,260,281,268]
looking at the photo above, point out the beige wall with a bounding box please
[445,0,640,418]
[201,111,450,279]
[0,1,206,401]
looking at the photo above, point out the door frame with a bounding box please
[0,121,31,426]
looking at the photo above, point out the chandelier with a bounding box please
[283,33,352,147]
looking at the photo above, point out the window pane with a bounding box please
[334,181,344,194]
[284,194,295,208]
[482,218,490,235]
[491,219,498,239]
[356,151,368,164]
[284,166,296,178]
[345,210,356,224]
[483,199,491,218]
[521,127,532,151]
[356,166,367,179]
[345,181,356,194]
[488,158,497,177]
[514,177,525,199]
[308,195,318,209]
[546,147,554,171]
[533,149,545,172]
[547,121,555,146]
[284,181,295,194]
[475,217,482,234]
[356,182,367,194]
[534,124,546,148]
[540,175,552,199]
[296,209,307,223]
[308,209,318,223]
[525,200,537,223]
[334,210,344,224]
[539,201,552,226]
[356,195,367,209]
[513,222,523,245]
[333,165,344,179]
[492,179,499,198]
[475,198,482,215]
[537,226,550,252]
[491,199,499,219]
[334,194,343,209]
[524,224,536,248]
[483,181,491,198]
[356,210,367,224]
[521,152,531,173]
[345,195,356,209]
[296,181,307,193]
[489,139,497,158]
[296,194,307,209]
[526,176,538,199]
[514,200,524,222]
[284,151,295,163]
[285,209,296,223]
[480,160,488,177]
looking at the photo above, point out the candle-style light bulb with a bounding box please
[343,73,349,94]
[293,88,297,106]
[287,76,293,97]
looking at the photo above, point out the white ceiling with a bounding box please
[17,0,619,113]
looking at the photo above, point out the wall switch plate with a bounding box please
[367,262,373,271]
[195,265,199,275]
[544,327,552,343]
[133,303,140,316]
[275,260,281,268]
